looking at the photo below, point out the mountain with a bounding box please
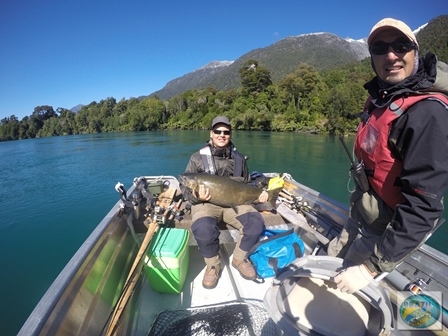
[150,33,369,100]
[150,61,234,100]
[70,104,85,113]
[416,15,448,62]
[149,15,448,101]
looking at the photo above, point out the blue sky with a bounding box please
[0,0,446,120]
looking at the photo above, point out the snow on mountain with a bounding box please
[197,61,234,71]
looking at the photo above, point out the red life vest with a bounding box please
[354,93,448,209]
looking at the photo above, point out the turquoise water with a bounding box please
[0,131,446,335]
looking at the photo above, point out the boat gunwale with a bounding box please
[17,197,126,335]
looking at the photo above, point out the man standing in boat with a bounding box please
[180,116,268,289]
[328,18,448,294]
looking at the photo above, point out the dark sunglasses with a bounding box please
[213,129,231,135]
[370,40,416,56]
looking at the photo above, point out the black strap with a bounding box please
[267,243,302,276]
[293,242,303,258]
[247,228,295,255]
[268,257,278,274]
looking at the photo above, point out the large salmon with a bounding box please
[179,173,281,209]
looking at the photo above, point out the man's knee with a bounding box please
[236,212,265,251]
[192,217,220,258]
[191,217,219,240]
[326,237,340,257]
[237,211,265,236]
[328,218,361,254]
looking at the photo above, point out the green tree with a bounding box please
[238,60,272,96]
[0,115,19,140]
[279,63,321,111]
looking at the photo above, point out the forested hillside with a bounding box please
[151,32,370,100]
[1,15,447,142]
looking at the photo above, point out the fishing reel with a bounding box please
[278,189,305,211]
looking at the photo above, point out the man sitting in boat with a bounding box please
[180,116,269,289]
[328,18,448,294]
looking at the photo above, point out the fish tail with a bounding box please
[268,187,282,208]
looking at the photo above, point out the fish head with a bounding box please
[178,173,199,191]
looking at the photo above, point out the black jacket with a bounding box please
[363,53,448,273]
[181,141,249,204]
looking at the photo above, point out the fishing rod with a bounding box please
[338,136,370,192]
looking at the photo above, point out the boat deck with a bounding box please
[132,199,445,336]
[127,188,296,335]
[139,242,277,333]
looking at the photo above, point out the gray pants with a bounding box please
[327,218,383,266]
[327,187,392,266]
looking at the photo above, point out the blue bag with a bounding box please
[247,228,305,279]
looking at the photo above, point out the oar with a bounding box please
[105,219,159,336]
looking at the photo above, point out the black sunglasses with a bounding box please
[213,129,231,135]
[370,40,416,56]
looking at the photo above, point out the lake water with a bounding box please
[1,130,447,335]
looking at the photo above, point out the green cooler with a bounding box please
[144,227,190,294]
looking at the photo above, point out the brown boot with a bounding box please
[202,264,221,289]
[232,258,256,280]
